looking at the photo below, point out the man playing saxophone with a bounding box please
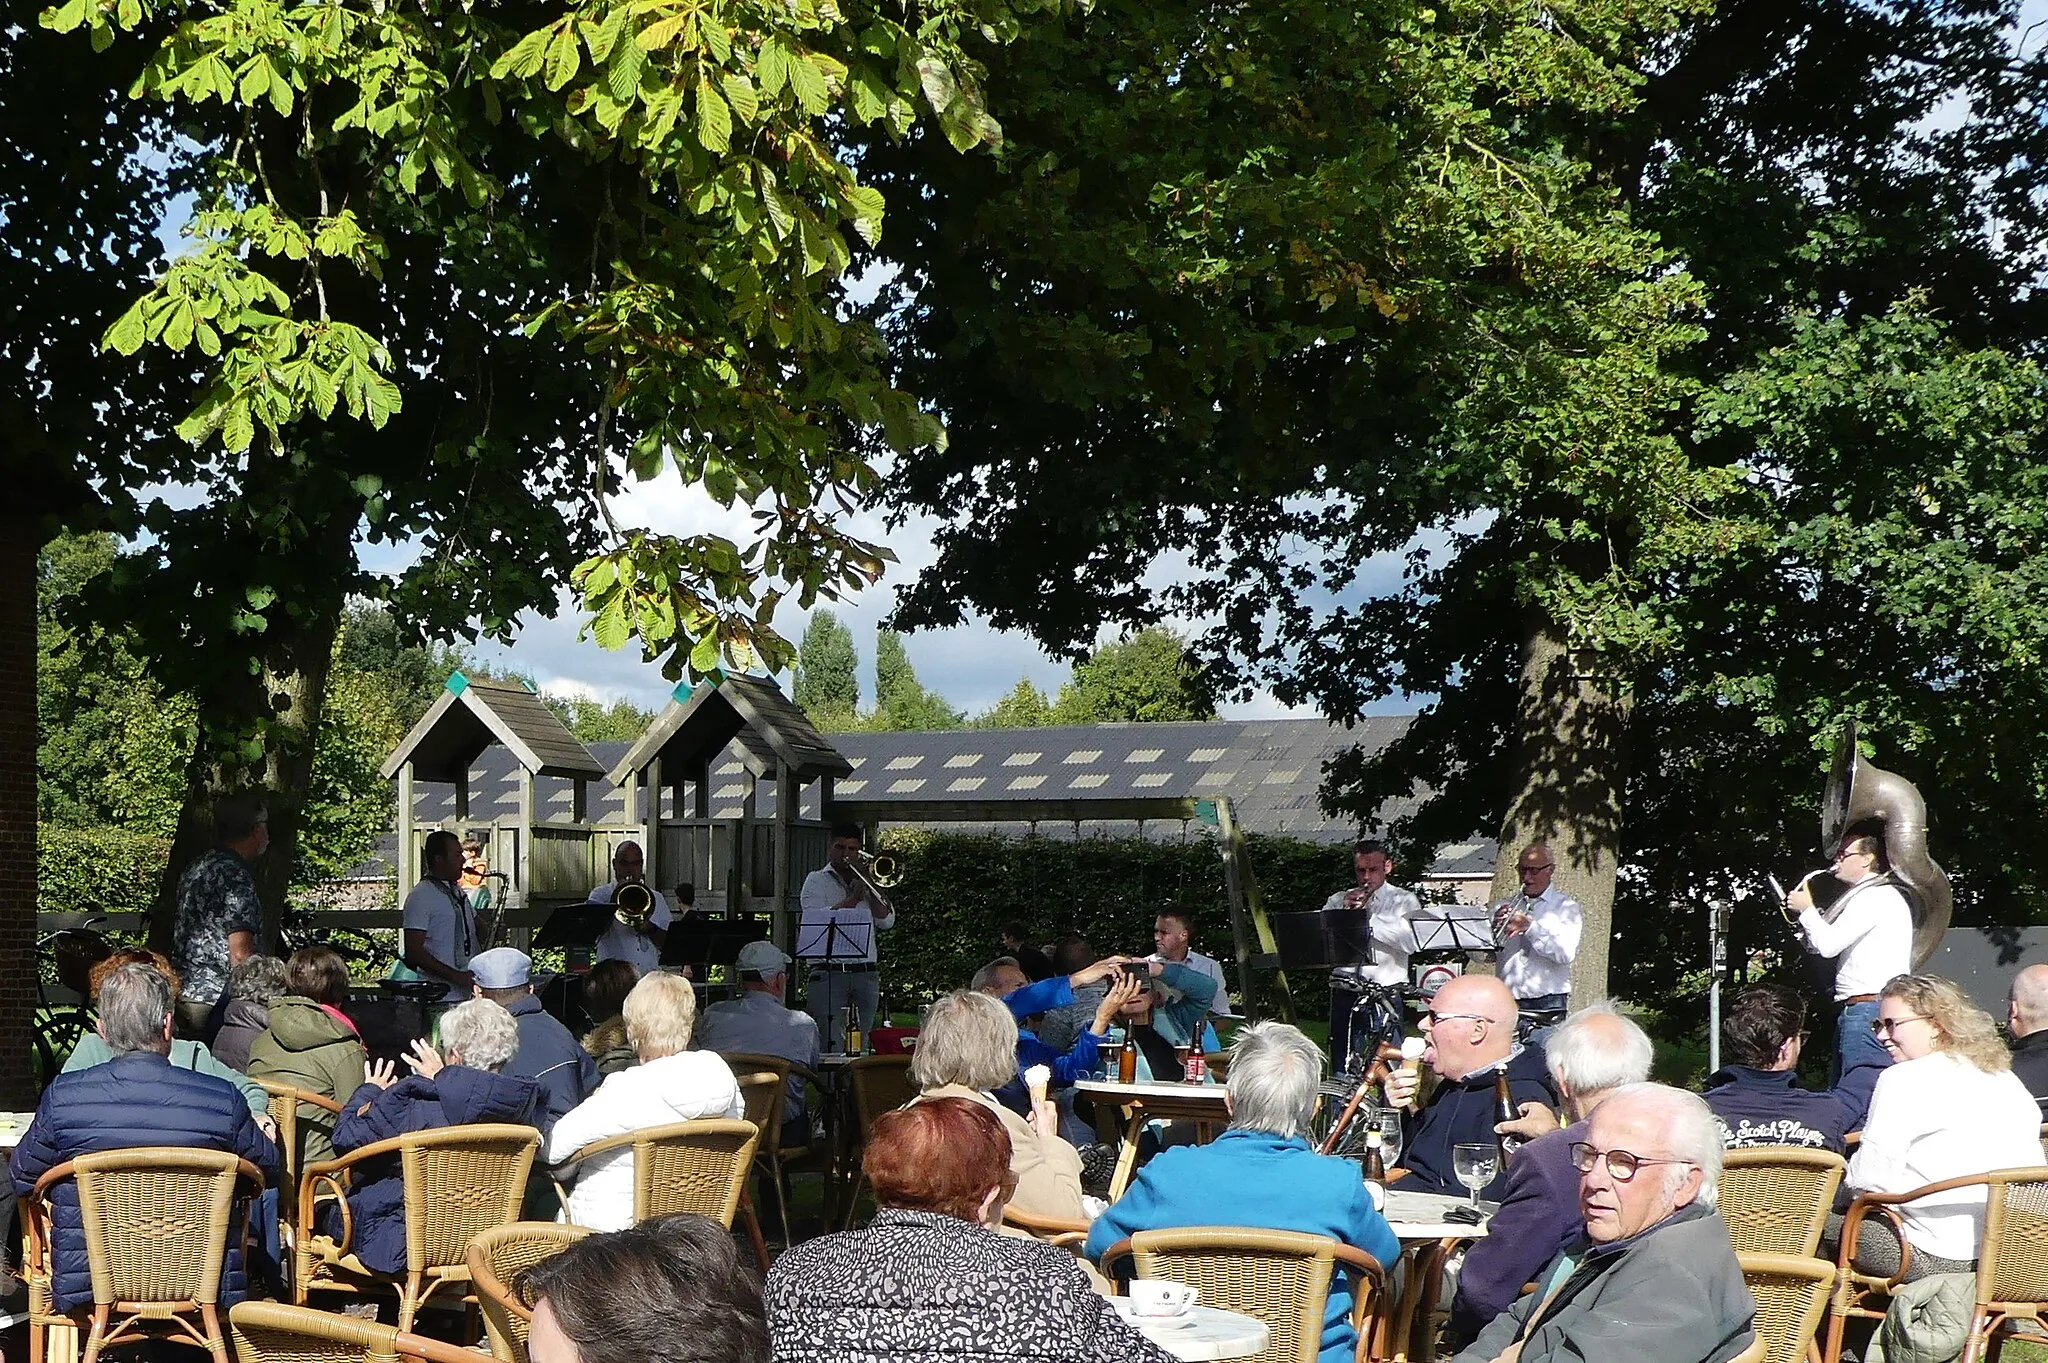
[797,823,896,1039]
[586,840,671,974]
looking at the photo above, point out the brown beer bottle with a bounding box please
[1494,1070,1524,1161]
[1117,1029,1138,1084]
[843,1005,863,1056]
[1363,1128,1387,1185]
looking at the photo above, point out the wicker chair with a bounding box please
[843,1055,915,1227]
[1099,1226,1388,1363]
[229,1299,486,1363]
[550,1117,760,1226]
[1001,1203,1092,1250]
[22,1147,264,1363]
[1739,1252,1836,1363]
[1722,1149,1847,1258]
[467,1222,593,1363]
[731,1056,826,1248]
[293,1122,538,1330]
[257,1079,346,1187]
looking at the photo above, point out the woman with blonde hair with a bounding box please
[1841,973,2043,1278]
[909,990,1087,1224]
[547,971,743,1230]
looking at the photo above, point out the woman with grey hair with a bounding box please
[908,990,1088,1224]
[212,954,290,1072]
[1085,1022,1399,1363]
[323,998,540,1275]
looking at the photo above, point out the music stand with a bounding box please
[794,916,873,965]
[1270,907,1376,971]
[533,900,619,951]
[1410,909,1499,956]
[661,915,773,971]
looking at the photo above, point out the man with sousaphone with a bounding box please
[585,840,672,975]
[1779,721,1953,1085]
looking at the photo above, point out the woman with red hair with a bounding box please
[765,1098,1172,1363]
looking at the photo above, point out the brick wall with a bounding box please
[0,521,38,1106]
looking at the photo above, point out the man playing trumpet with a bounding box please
[798,823,897,1038]
[587,840,672,975]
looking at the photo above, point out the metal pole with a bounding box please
[1707,899,1730,1074]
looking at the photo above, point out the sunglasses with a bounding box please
[1870,1015,1930,1038]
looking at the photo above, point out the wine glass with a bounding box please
[1452,1142,1498,1214]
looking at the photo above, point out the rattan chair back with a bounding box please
[466,1222,593,1363]
[398,1123,539,1272]
[73,1147,250,1309]
[734,1064,787,1140]
[847,1055,915,1136]
[1738,1252,1835,1363]
[1721,1148,1846,1258]
[1128,1226,1349,1363]
[556,1118,761,1226]
[257,1079,344,1188]
[229,1299,485,1363]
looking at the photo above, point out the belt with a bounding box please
[812,962,877,973]
[1840,993,1879,1005]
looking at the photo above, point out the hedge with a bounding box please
[37,823,171,920]
[871,828,1356,1018]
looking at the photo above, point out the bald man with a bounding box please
[2007,965,2048,1113]
[1383,974,1558,1199]
[587,841,671,975]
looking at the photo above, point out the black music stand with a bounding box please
[533,900,619,951]
[1270,906,1376,971]
[1410,909,1499,956]
[661,915,772,971]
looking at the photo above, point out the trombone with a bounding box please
[844,850,903,903]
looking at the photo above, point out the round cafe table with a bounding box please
[1115,1303,1270,1362]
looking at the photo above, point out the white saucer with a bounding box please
[1114,1301,1200,1331]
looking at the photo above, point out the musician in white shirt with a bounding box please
[1322,839,1423,1071]
[797,824,896,1039]
[1788,833,1912,1081]
[1490,842,1583,1021]
[585,841,672,976]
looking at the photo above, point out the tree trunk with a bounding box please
[1487,605,1634,1003]
[0,517,41,1106]
[150,596,343,955]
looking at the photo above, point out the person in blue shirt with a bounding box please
[1702,981,1884,1149]
[1085,1021,1401,1363]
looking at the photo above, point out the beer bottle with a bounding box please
[1117,1028,1139,1084]
[843,1005,863,1056]
[1494,1070,1524,1161]
[1362,1128,1387,1185]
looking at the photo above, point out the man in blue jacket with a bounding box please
[1383,974,1558,1199]
[1702,982,1884,1149]
[469,946,597,1134]
[1086,1022,1400,1363]
[11,963,279,1313]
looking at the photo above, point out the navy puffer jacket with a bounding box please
[9,1052,280,1311]
[325,1066,539,1274]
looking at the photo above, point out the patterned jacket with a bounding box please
[766,1208,1177,1363]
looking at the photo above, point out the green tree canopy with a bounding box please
[874,628,964,730]
[1052,628,1215,724]
[543,693,656,745]
[975,677,1055,728]
[793,609,861,726]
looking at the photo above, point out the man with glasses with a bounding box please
[1786,833,1911,1081]
[1490,843,1583,1027]
[1451,1084,1756,1363]
[1382,974,1557,1199]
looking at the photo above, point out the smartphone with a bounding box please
[1121,961,1151,981]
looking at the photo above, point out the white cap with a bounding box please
[735,940,792,976]
[470,947,532,990]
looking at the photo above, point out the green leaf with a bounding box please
[721,72,758,124]
[757,35,789,98]
[787,51,830,115]
[696,78,731,153]
[38,0,90,34]
[102,298,149,355]
[689,633,723,674]
[606,32,644,103]
[490,28,550,80]
[545,27,580,91]
[591,597,631,651]
[845,183,885,246]
[221,401,255,453]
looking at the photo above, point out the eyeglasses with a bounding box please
[1833,848,1871,864]
[1421,1011,1489,1029]
[1518,864,1554,875]
[1568,1142,1697,1182]
[1870,1015,1930,1038]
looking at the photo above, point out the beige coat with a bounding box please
[916,1083,1086,1223]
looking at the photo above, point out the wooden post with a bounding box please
[773,764,796,948]
[454,768,469,822]
[396,764,416,900]
[1214,796,1289,1024]
[644,754,663,892]
[571,778,587,824]
[515,768,535,904]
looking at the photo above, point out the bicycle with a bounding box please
[32,917,112,1087]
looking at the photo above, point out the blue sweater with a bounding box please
[1084,1129,1401,1363]
[1703,1058,1882,1152]
[11,1052,280,1311]
[504,994,598,1133]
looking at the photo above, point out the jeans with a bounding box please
[805,967,880,1045]
[1834,999,1891,1085]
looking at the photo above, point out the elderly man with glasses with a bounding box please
[1382,975,1557,1200]
[1489,842,1583,1027]
[1451,1083,1757,1363]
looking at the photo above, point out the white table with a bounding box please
[1115,1303,1270,1362]
[1385,1187,1493,1240]
[1073,1079,1230,1199]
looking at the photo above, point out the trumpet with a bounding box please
[614,881,656,932]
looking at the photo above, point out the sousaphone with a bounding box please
[1820,721,1951,969]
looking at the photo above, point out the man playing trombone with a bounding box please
[798,823,897,1038]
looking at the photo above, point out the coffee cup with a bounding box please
[1129,1279,1199,1317]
